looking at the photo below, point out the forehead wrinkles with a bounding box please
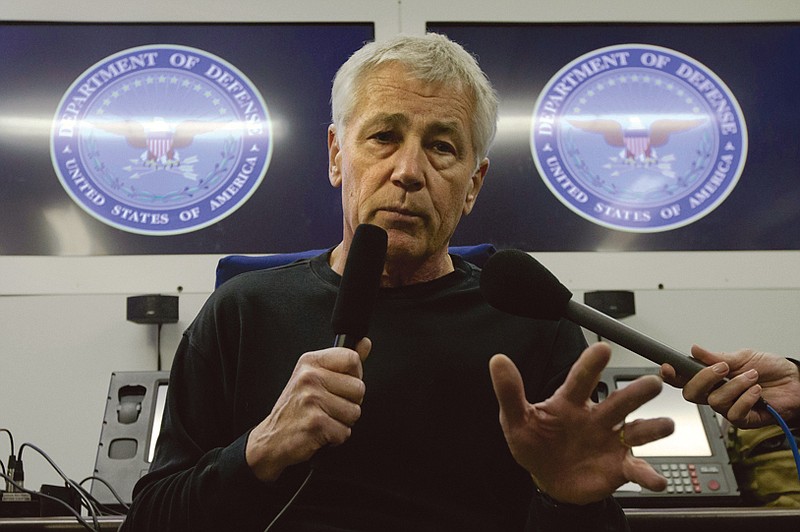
[352,72,474,138]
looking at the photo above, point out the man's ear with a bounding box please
[328,124,342,188]
[463,158,489,216]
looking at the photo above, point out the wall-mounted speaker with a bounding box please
[126,295,178,324]
[583,290,635,319]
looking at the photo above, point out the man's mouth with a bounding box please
[378,206,423,221]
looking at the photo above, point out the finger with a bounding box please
[318,369,367,405]
[662,346,727,394]
[560,343,612,405]
[705,370,761,418]
[294,353,366,404]
[659,363,686,388]
[288,371,365,438]
[681,361,730,404]
[599,375,664,426]
[355,337,372,363]
[724,384,763,427]
[319,391,364,428]
[690,345,725,366]
[622,456,668,492]
[489,354,528,426]
[303,348,365,379]
[619,417,675,447]
[313,414,355,448]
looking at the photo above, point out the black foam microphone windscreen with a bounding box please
[480,248,572,320]
[480,249,709,379]
[331,224,388,349]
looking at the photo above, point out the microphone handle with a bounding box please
[333,333,357,350]
[565,299,708,379]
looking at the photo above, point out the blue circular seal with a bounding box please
[51,44,272,235]
[531,44,747,232]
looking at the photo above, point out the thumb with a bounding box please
[690,345,725,366]
[489,354,528,426]
[356,337,372,363]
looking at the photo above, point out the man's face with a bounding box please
[328,63,488,264]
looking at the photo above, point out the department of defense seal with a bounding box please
[51,44,272,235]
[531,44,747,232]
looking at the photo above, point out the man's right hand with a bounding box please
[245,337,371,481]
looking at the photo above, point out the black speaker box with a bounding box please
[126,295,178,324]
[583,290,635,319]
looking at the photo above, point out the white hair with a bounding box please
[331,33,499,164]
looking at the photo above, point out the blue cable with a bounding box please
[764,402,800,482]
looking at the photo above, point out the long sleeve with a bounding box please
[120,264,332,531]
[119,334,287,532]
[527,491,630,532]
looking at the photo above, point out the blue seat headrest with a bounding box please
[215,243,495,288]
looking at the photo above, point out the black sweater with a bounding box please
[121,252,628,531]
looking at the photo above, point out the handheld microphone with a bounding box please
[311,224,386,472]
[480,249,708,379]
[331,223,388,349]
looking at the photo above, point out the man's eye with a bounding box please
[370,131,396,143]
[432,141,457,155]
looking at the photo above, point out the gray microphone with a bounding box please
[480,249,708,379]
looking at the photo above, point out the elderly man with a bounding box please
[121,33,673,532]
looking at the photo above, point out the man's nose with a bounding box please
[390,142,425,191]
